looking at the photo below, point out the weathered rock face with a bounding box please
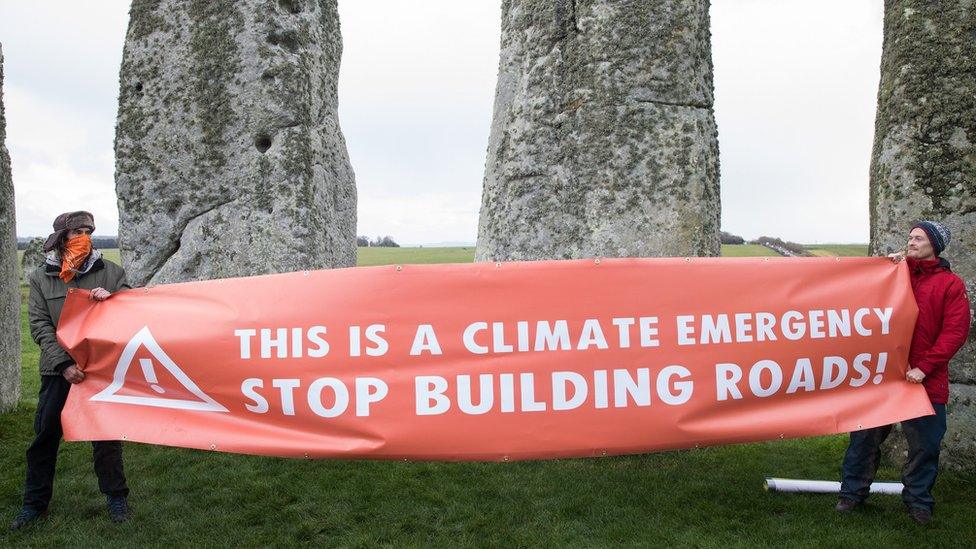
[870,1,975,471]
[116,0,356,286]
[476,0,721,261]
[0,43,21,412]
[20,236,45,285]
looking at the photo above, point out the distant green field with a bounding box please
[359,245,778,265]
[101,248,122,264]
[357,246,475,266]
[720,244,779,257]
[805,244,869,257]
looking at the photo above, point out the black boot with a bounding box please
[106,495,129,523]
[907,506,933,525]
[835,498,860,512]
[9,507,45,530]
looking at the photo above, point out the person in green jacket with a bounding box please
[10,211,131,529]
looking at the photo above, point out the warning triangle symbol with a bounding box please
[90,326,229,412]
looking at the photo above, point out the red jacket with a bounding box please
[906,257,971,404]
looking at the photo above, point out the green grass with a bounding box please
[357,246,475,266]
[3,247,972,546]
[805,244,870,257]
[720,244,779,257]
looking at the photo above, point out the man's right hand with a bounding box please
[62,365,85,384]
[888,252,905,263]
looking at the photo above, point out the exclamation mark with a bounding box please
[873,352,887,384]
[140,359,166,394]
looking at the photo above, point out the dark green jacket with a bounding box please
[28,255,129,376]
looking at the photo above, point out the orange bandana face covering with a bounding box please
[60,234,93,283]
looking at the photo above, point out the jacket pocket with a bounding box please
[45,287,67,304]
[45,287,67,326]
[45,287,68,299]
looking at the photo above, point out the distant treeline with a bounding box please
[720,231,745,245]
[357,235,399,248]
[751,236,811,257]
[17,236,119,250]
[722,232,814,256]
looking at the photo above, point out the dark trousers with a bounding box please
[839,404,947,511]
[23,375,129,511]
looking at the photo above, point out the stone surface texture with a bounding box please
[20,236,45,285]
[869,1,975,471]
[116,0,356,286]
[476,0,721,261]
[1,43,21,411]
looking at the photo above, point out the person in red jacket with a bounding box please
[835,220,971,524]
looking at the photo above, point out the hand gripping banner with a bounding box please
[57,257,933,461]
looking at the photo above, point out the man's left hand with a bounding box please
[906,367,926,384]
[90,287,111,301]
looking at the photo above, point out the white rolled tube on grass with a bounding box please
[764,478,903,495]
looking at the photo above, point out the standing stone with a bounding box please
[20,236,45,285]
[116,0,356,286]
[869,1,976,471]
[0,43,21,412]
[476,0,721,261]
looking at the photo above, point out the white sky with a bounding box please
[1,0,883,245]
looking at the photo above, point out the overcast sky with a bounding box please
[1,0,883,245]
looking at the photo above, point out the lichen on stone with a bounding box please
[476,0,721,261]
[115,0,356,286]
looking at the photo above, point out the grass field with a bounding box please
[3,247,972,546]
[720,244,779,257]
[805,245,870,257]
[357,246,475,266]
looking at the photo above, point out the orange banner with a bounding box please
[57,257,933,461]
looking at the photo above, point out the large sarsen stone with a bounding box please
[116,0,357,285]
[476,0,721,261]
[0,43,21,412]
